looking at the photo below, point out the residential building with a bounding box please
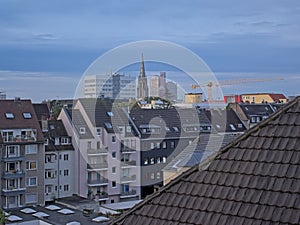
[229,102,284,128]
[0,99,45,209]
[163,108,247,184]
[137,55,149,99]
[224,94,241,104]
[241,93,287,103]
[0,91,6,100]
[84,74,136,99]
[111,96,300,225]
[33,104,75,202]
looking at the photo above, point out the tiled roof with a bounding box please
[33,103,50,120]
[0,99,44,142]
[111,96,300,225]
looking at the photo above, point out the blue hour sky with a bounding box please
[0,0,299,101]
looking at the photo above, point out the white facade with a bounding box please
[84,74,136,99]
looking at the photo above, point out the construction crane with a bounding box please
[191,77,284,103]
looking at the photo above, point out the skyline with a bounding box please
[0,1,299,100]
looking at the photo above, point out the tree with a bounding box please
[0,209,8,225]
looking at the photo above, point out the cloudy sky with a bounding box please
[0,0,299,101]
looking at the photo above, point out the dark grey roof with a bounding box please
[111,96,300,225]
[65,108,93,139]
[164,133,239,171]
[33,103,50,120]
[239,103,275,118]
[205,109,247,133]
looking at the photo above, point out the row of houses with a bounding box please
[0,97,285,209]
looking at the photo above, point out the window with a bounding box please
[97,141,100,149]
[150,142,154,149]
[55,138,60,145]
[64,185,69,191]
[64,154,69,160]
[45,171,55,179]
[112,136,116,143]
[64,170,69,176]
[96,128,102,136]
[25,145,37,154]
[112,181,116,188]
[150,157,155,165]
[112,167,116,174]
[26,161,37,170]
[238,123,243,128]
[112,152,116,158]
[25,194,37,203]
[156,142,160,149]
[105,122,112,129]
[79,127,86,134]
[150,173,155,180]
[157,172,161,179]
[87,141,92,149]
[156,157,161,164]
[107,112,114,117]
[126,126,131,132]
[171,141,175,148]
[23,112,32,119]
[45,139,49,145]
[26,177,37,186]
[5,113,14,119]
[173,127,179,132]
[61,137,69,145]
[6,145,19,157]
[144,158,148,165]
[162,156,167,163]
[162,142,166,149]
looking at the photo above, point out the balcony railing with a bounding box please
[87,163,108,170]
[120,189,137,198]
[87,179,108,186]
[121,160,136,167]
[4,135,36,143]
[96,192,109,200]
[87,148,108,155]
[2,187,26,196]
[2,155,25,162]
[120,144,136,153]
[121,175,136,183]
[3,171,25,179]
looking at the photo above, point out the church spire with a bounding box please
[137,54,149,99]
[139,53,146,78]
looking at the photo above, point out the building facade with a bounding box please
[0,99,45,209]
[84,74,136,100]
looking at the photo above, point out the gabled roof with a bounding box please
[111,96,300,225]
[0,99,44,142]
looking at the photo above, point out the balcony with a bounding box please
[2,187,26,196]
[96,192,109,201]
[87,148,108,155]
[87,163,108,171]
[4,134,36,143]
[3,171,25,179]
[121,160,136,168]
[2,155,25,162]
[120,189,138,198]
[120,144,136,154]
[87,179,109,187]
[121,175,136,183]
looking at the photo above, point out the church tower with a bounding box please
[137,54,149,99]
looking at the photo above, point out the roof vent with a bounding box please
[14,97,21,102]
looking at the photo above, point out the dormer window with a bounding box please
[79,127,86,134]
[23,112,32,119]
[105,122,112,129]
[5,113,14,119]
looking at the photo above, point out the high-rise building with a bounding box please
[137,54,149,99]
[166,81,177,101]
[84,73,136,99]
[149,72,166,99]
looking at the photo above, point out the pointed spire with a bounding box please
[139,53,146,78]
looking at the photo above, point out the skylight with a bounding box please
[23,112,32,119]
[5,113,14,119]
[105,122,112,129]
[230,124,236,131]
[107,112,114,117]
[173,127,179,132]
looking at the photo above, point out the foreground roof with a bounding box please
[111,96,300,225]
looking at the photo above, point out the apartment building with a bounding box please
[0,99,45,209]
